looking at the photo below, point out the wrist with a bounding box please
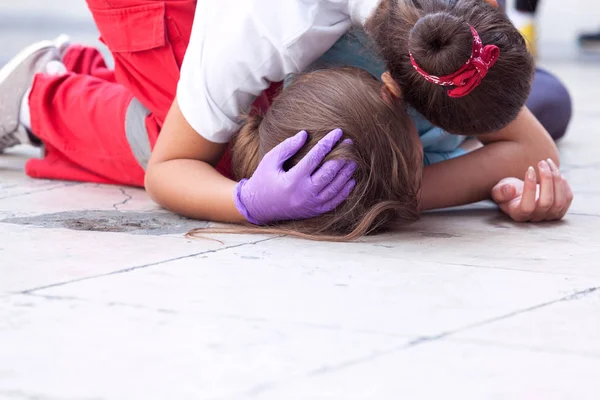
[233,179,262,225]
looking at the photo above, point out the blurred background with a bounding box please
[503,0,600,61]
[1,0,600,66]
[0,0,101,66]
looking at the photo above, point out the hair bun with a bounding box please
[408,12,473,76]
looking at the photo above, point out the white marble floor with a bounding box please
[1,2,600,400]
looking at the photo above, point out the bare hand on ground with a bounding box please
[491,159,573,222]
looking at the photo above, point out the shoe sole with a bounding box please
[0,40,58,137]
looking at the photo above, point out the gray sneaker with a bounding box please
[53,34,72,60]
[0,40,60,152]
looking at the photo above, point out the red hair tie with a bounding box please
[409,25,500,98]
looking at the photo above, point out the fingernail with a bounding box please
[502,185,513,196]
[527,166,536,181]
[348,161,358,173]
[547,158,558,172]
[342,138,353,145]
[295,130,307,143]
[538,160,549,172]
[331,128,343,140]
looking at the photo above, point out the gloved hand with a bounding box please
[233,128,357,225]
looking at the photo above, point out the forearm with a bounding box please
[421,141,529,210]
[146,99,245,223]
[145,159,244,223]
[421,107,559,210]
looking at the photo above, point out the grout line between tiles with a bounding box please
[445,337,600,360]
[230,286,600,398]
[0,182,81,201]
[19,236,281,295]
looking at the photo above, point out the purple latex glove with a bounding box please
[233,128,357,225]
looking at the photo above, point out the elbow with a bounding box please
[143,169,153,199]
[144,162,161,206]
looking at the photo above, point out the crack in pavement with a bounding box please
[112,188,133,211]
[19,236,281,294]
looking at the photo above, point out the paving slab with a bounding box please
[452,289,600,357]
[1,250,597,400]
[0,293,416,400]
[251,339,600,400]
[28,237,599,336]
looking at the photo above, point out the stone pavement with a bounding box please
[1,1,600,399]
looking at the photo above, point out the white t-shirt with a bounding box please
[177,0,381,143]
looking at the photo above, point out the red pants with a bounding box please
[26,0,276,187]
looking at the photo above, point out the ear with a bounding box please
[381,71,402,99]
[380,86,393,105]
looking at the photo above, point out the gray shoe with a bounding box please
[0,40,60,152]
[53,34,72,60]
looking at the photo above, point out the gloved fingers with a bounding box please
[310,159,348,192]
[316,178,356,214]
[315,161,357,201]
[289,128,343,179]
[266,130,308,169]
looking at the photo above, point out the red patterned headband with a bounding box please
[409,25,500,98]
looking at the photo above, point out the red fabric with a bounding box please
[409,25,500,98]
[26,0,279,187]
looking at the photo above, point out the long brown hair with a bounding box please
[188,68,422,241]
[367,0,534,135]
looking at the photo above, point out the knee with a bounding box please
[527,69,573,141]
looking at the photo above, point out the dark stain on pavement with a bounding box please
[1,210,207,235]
